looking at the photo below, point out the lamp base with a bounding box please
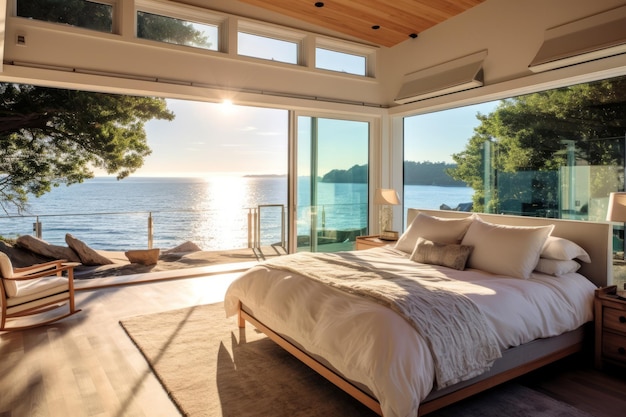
[379,206,394,236]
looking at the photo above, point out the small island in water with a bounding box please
[321,161,468,187]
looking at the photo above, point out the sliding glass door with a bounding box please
[295,116,369,252]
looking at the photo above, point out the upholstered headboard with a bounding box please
[407,209,611,288]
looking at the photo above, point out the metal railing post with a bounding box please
[247,208,253,248]
[148,212,153,249]
[33,216,42,239]
[281,205,286,248]
[254,207,260,249]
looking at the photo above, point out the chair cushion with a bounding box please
[0,252,14,278]
[6,276,69,307]
[6,291,70,314]
[0,252,17,297]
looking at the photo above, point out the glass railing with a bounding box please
[0,202,369,253]
[0,206,286,252]
[295,202,368,252]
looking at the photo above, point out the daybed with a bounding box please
[224,209,611,417]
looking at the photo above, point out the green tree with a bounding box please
[321,164,368,183]
[449,77,626,213]
[404,161,466,187]
[5,1,212,214]
[17,0,114,32]
[137,12,212,49]
[0,84,174,213]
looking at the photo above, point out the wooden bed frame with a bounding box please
[236,209,611,416]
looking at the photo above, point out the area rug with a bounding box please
[120,303,594,417]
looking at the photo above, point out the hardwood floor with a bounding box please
[519,356,626,417]
[1,272,626,417]
[0,272,241,417]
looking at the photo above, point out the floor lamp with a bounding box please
[607,192,626,261]
[374,188,400,240]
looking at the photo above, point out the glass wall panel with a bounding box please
[296,117,369,252]
[404,75,626,287]
[403,102,494,227]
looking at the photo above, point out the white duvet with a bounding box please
[223,246,596,417]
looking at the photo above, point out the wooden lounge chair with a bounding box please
[0,252,81,331]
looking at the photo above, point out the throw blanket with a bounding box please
[264,251,502,389]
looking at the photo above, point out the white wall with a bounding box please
[381,0,626,108]
[1,0,625,110]
[0,1,387,109]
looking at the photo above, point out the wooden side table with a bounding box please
[355,235,394,250]
[594,285,626,370]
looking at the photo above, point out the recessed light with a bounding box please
[315,2,324,7]
[372,25,380,30]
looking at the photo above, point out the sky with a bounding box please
[106,24,502,178]
[126,98,500,178]
[404,101,499,164]
[94,15,503,178]
[132,99,374,178]
[135,99,289,177]
[136,100,372,177]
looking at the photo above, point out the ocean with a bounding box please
[0,177,473,251]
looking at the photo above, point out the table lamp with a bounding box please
[374,188,400,240]
[607,192,626,260]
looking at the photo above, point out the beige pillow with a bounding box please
[410,237,473,270]
[461,217,554,279]
[395,213,474,253]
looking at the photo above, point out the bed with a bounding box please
[224,209,611,417]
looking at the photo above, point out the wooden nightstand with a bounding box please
[355,235,394,250]
[594,285,626,370]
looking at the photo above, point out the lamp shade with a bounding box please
[607,192,626,222]
[374,188,400,205]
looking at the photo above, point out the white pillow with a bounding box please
[541,236,591,263]
[461,217,554,279]
[395,213,474,253]
[534,258,581,276]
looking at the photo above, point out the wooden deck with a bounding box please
[1,270,626,417]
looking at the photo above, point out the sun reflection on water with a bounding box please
[194,176,249,250]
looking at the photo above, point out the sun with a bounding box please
[220,99,235,114]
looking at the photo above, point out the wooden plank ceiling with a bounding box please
[237,0,485,47]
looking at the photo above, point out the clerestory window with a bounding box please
[136,11,219,51]
[16,0,115,33]
[315,48,366,76]
[237,20,303,65]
